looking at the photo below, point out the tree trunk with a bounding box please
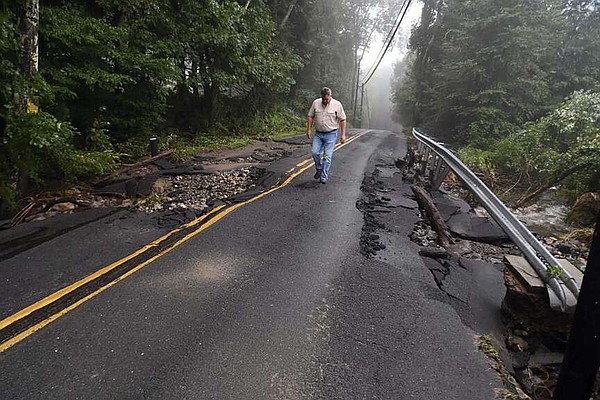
[516,164,585,207]
[203,83,220,124]
[411,185,453,247]
[16,0,39,200]
[554,211,600,400]
[20,0,39,83]
[191,59,199,97]
[280,0,297,28]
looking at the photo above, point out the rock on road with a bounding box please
[0,129,501,399]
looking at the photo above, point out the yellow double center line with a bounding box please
[0,131,369,352]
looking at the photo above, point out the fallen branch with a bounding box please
[120,149,175,168]
[93,149,175,187]
[515,164,584,207]
[418,247,448,259]
[10,196,83,227]
[411,185,453,247]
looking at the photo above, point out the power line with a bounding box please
[361,0,413,86]
[361,0,411,85]
[361,0,407,81]
[353,17,379,123]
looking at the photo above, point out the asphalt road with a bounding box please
[0,129,500,399]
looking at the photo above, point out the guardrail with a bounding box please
[412,128,580,313]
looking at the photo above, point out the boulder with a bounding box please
[566,192,600,226]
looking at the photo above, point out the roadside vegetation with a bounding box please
[0,0,404,219]
[392,0,600,226]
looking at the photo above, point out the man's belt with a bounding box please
[316,129,337,134]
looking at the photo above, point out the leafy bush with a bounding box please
[466,108,519,149]
[232,110,304,140]
[458,146,496,178]
[458,90,600,205]
[3,110,118,188]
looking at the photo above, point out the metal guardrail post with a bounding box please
[431,164,450,191]
[412,128,579,312]
[420,147,430,176]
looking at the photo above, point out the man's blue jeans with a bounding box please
[311,130,338,182]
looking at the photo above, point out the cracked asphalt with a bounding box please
[0,129,503,399]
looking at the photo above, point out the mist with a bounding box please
[361,63,402,133]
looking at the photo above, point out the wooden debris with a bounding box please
[120,149,175,168]
[93,149,175,187]
[411,185,453,247]
[418,247,448,259]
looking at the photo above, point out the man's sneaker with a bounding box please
[320,179,327,184]
[314,170,321,180]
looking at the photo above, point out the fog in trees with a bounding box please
[363,63,401,132]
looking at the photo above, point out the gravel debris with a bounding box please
[135,167,263,214]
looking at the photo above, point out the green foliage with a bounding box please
[171,110,304,162]
[167,0,301,127]
[457,90,600,198]
[0,10,20,130]
[40,3,175,143]
[391,55,417,127]
[231,110,304,139]
[516,90,600,179]
[3,110,117,186]
[458,146,496,178]
[394,0,600,200]
[1,0,368,216]
[464,108,519,149]
[395,0,600,144]
[547,264,563,279]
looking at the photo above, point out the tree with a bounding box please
[396,0,600,146]
[168,0,300,129]
[16,0,39,198]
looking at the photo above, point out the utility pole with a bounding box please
[364,87,370,129]
[358,84,365,128]
[554,211,600,400]
[352,63,360,127]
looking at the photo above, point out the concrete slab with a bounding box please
[430,191,471,221]
[441,258,471,303]
[557,258,584,287]
[377,195,418,209]
[529,352,564,367]
[504,255,545,292]
[504,255,583,294]
[459,257,507,335]
[376,166,400,178]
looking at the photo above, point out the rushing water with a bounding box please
[512,203,571,237]
[507,188,573,237]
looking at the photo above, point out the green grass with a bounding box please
[115,110,306,164]
[166,112,306,162]
[476,335,527,399]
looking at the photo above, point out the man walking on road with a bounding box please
[306,87,347,184]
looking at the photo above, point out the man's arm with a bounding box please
[340,119,347,143]
[306,116,314,139]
